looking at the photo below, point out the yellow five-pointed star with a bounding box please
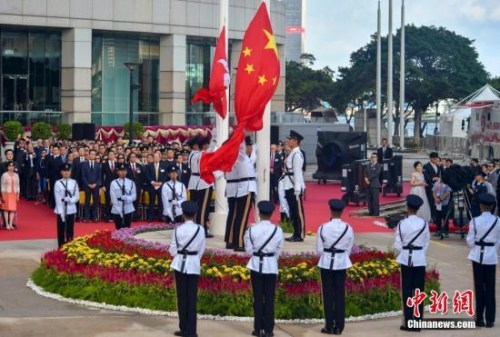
[245,63,255,74]
[242,46,252,57]
[263,29,279,59]
[258,74,267,85]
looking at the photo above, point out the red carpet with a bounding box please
[1,182,408,241]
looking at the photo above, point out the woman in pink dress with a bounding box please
[1,161,20,230]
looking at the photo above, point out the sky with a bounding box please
[306,0,500,77]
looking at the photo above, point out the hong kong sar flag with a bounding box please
[199,2,280,184]
[191,26,229,119]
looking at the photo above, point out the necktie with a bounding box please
[90,162,94,171]
[111,161,114,172]
[30,155,34,168]
[132,164,136,173]
[155,163,159,181]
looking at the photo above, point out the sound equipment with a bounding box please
[341,159,369,205]
[271,125,279,145]
[72,123,95,141]
[382,155,403,196]
[313,131,367,182]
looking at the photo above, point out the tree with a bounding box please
[335,25,488,141]
[489,76,500,91]
[285,55,336,112]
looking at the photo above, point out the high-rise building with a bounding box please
[284,0,306,63]
[0,0,286,126]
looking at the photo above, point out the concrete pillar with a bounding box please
[159,34,186,126]
[61,28,92,124]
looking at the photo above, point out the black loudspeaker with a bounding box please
[382,155,403,196]
[72,123,95,141]
[313,131,367,181]
[271,125,279,145]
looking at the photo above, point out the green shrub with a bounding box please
[3,120,24,141]
[56,123,72,140]
[123,122,144,140]
[31,122,53,140]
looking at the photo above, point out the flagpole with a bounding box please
[387,0,393,146]
[211,0,229,236]
[399,0,405,149]
[376,0,382,147]
[256,0,272,209]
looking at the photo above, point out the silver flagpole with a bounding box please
[376,0,382,147]
[399,0,405,149]
[387,0,393,146]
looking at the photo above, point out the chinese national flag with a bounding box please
[200,3,280,184]
[191,26,229,119]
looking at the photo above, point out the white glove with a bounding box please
[172,200,179,206]
[294,190,301,198]
[64,196,71,202]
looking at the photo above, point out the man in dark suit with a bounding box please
[377,138,393,184]
[81,149,101,222]
[71,147,87,188]
[47,145,65,208]
[175,151,190,188]
[127,152,144,221]
[365,152,381,216]
[14,139,27,198]
[101,150,118,221]
[23,143,39,200]
[423,152,442,223]
[270,143,283,205]
[145,152,168,221]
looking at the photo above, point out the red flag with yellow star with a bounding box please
[191,26,229,118]
[235,2,280,131]
[200,3,280,184]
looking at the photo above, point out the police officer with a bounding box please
[244,201,284,337]
[316,199,354,335]
[54,164,79,247]
[282,130,306,242]
[169,201,206,337]
[162,166,187,223]
[225,138,257,251]
[195,137,214,238]
[466,193,499,328]
[394,195,430,331]
[110,163,137,230]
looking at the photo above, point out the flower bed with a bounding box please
[31,225,440,319]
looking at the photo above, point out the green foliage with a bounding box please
[123,122,144,140]
[489,76,500,92]
[285,59,336,112]
[280,219,294,234]
[3,120,24,141]
[56,123,72,140]
[31,122,53,140]
[335,25,489,139]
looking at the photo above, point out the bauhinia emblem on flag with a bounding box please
[200,3,280,184]
[192,26,230,119]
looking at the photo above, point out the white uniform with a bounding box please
[54,178,79,220]
[281,147,305,195]
[162,180,187,219]
[278,179,289,217]
[244,221,284,274]
[226,141,257,198]
[110,177,137,217]
[316,219,354,270]
[169,220,206,274]
[394,215,430,266]
[187,150,201,191]
[466,212,500,265]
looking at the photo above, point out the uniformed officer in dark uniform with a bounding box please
[169,201,205,337]
[244,201,284,337]
[466,193,499,328]
[316,199,354,335]
[394,195,430,331]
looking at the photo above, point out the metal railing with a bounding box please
[0,110,63,125]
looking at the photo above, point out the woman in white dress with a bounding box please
[409,161,431,222]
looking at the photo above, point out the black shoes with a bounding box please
[205,231,214,238]
[400,325,420,332]
[486,322,494,328]
[173,331,184,336]
[285,236,303,242]
[225,243,234,249]
[251,331,273,337]
[321,327,334,334]
[233,247,245,252]
[476,320,485,327]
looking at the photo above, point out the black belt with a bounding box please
[253,252,275,273]
[402,245,423,266]
[179,250,198,272]
[227,177,256,183]
[475,241,495,264]
[285,172,294,176]
[324,249,345,269]
[191,173,200,176]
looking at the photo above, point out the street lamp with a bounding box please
[8,74,28,111]
[124,62,140,145]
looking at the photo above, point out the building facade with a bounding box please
[0,0,285,126]
[284,0,305,63]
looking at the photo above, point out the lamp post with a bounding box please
[124,62,140,145]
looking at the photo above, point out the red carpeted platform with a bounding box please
[0,182,407,241]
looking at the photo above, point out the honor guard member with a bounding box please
[282,130,306,242]
[225,139,257,251]
[316,199,354,335]
[244,201,284,337]
[466,193,500,328]
[194,137,215,238]
[394,195,430,332]
[187,137,201,203]
[162,166,187,223]
[110,163,137,230]
[54,164,79,247]
[169,201,205,337]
